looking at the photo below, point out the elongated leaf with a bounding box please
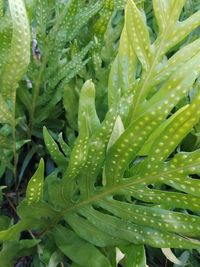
[108,56,121,108]
[1,0,30,102]
[126,0,152,71]
[53,225,112,267]
[118,24,137,94]
[26,159,44,205]
[79,206,200,249]
[107,116,124,151]
[147,93,200,162]
[78,80,100,135]
[93,0,114,37]
[43,127,66,167]
[0,0,3,17]
[58,133,71,158]
[65,213,126,247]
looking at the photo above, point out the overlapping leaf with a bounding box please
[1,0,200,266]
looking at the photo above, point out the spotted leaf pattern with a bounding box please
[125,0,200,119]
[67,1,104,42]
[108,22,137,108]
[1,0,200,266]
[93,0,114,37]
[78,80,100,135]
[0,94,12,124]
[0,0,30,102]
[58,133,71,158]
[126,0,152,72]
[0,0,30,178]
[48,0,200,257]
[26,158,44,205]
[0,1,3,17]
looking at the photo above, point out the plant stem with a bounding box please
[12,91,18,199]
[28,48,49,139]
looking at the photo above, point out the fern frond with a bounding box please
[2,0,200,266]
[0,0,30,102]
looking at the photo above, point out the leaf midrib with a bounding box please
[131,1,178,121]
[39,159,199,238]
[61,161,200,214]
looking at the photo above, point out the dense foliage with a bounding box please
[1,0,200,266]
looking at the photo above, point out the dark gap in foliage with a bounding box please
[180,0,200,21]
[113,194,130,202]
[190,174,200,179]
[94,174,103,187]
[135,61,142,80]
[181,132,199,152]
[93,204,116,217]
[146,246,173,267]
[14,256,33,267]
[20,231,32,240]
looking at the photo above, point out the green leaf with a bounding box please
[153,0,186,35]
[151,38,200,88]
[65,213,126,247]
[2,0,200,264]
[79,206,200,249]
[26,158,44,205]
[107,115,124,151]
[108,56,121,108]
[67,1,104,42]
[139,105,188,156]
[0,94,12,124]
[120,244,146,267]
[0,0,3,17]
[0,149,13,171]
[58,133,71,158]
[62,113,90,201]
[76,109,117,196]
[96,198,200,237]
[48,251,63,267]
[43,127,67,167]
[35,0,48,42]
[147,93,200,162]
[118,24,137,94]
[78,80,100,135]
[47,42,93,90]
[53,225,112,267]
[165,8,200,53]
[0,15,12,76]
[0,0,30,102]
[0,239,39,267]
[126,0,152,71]
[93,0,114,37]
[0,134,12,149]
[108,20,137,108]
[63,84,79,131]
